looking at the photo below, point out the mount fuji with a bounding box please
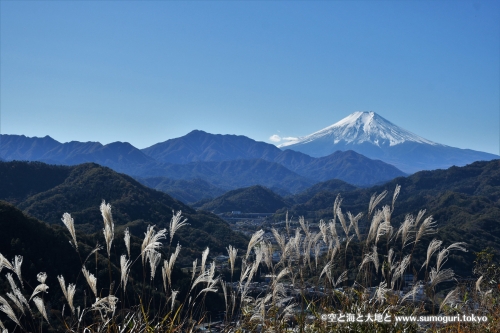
[279,111,498,173]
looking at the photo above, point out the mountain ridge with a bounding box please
[1,132,406,191]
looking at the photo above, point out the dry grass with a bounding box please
[0,186,499,333]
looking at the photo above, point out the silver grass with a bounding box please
[285,210,290,237]
[272,267,290,288]
[330,242,340,262]
[314,242,321,269]
[376,221,393,244]
[336,207,350,236]
[360,245,379,274]
[37,272,47,284]
[435,242,467,272]
[227,245,238,278]
[239,265,252,287]
[366,209,384,246]
[0,253,14,272]
[345,234,355,253]
[299,216,310,238]
[141,225,167,265]
[120,255,131,291]
[371,245,379,274]
[169,210,189,245]
[262,242,273,269]
[319,220,328,244]
[57,275,76,313]
[0,296,21,327]
[33,296,49,322]
[382,205,392,225]
[92,295,119,313]
[392,255,411,289]
[201,247,210,273]
[415,209,426,226]
[162,243,181,290]
[348,212,363,241]
[13,256,23,287]
[396,214,414,248]
[61,213,78,250]
[84,244,103,263]
[247,259,261,287]
[319,261,332,284]
[374,281,389,304]
[221,280,228,314]
[334,270,348,288]
[429,267,454,288]
[148,250,162,280]
[170,290,178,310]
[29,283,49,302]
[292,228,302,257]
[100,200,114,258]
[6,273,18,296]
[422,239,442,271]
[392,184,401,212]
[0,319,4,330]
[388,248,395,268]
[6,293,25,315]
[415,216,437,247]
[436,248,449,272]
[191,259,197,281]
[124,228,131,258]
[271,228,286,253]
[328,219,340,244]
[6,274,29,312]
[400,283,421,303]
[333,194,343,224]
[191,263,216,292]
[447,242,467,253]
[476,275,484,293]
[246,229,264,260]
[439,288,460,313]
[82,267,98,297]
[196,277,219,299]
[368,190,387,216]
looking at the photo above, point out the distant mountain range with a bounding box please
[0,132,406,194]
[279,111,498,173]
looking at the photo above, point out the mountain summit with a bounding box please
[280,111,437,148]
[279,111,498,173]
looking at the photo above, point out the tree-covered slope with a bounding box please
[0,161,248,261]
[199,185,290,214]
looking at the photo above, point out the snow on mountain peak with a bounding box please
[279,111,439,148]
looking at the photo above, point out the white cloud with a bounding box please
[282,136,298,141]
[269,134,281,142]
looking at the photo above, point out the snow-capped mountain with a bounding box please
[280,111,437,147]
[279,111,498,173]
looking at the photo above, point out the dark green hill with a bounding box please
[200,185,289,214]
[290,178,358,204]
[0,161,72,205]
[0,201,83,283]
[0,161,248,261]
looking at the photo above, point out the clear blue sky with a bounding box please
[1,1,499,155]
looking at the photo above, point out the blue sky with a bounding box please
[1,1,499,155]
